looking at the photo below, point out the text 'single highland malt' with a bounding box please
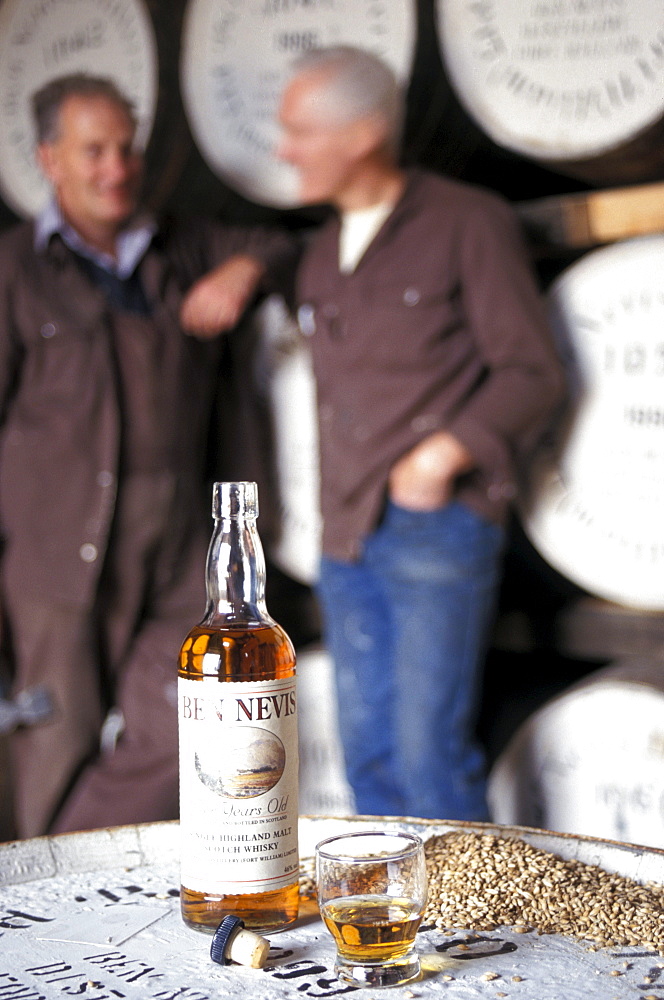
[178,482,299,933]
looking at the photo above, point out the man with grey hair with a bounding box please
[278,46,565,821]
[0,72,294,837]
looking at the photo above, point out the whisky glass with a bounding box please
[315,830,427,988]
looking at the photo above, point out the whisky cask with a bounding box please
[489,659,664,850]
[517,180,664,249]
[297,646,354,816]
[520,235,664,610]
[3,816,664,992]
[179,0,417,207]
[436,0,664,185]
[250,295,322,587]
[0,0,187,219]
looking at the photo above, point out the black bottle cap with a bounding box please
[210,915,244,965]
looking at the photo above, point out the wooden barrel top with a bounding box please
[179,0,416,208]
[0,0,158,219]
[520,235,664,611]
[435,0,664,185]
[1,815,663,998]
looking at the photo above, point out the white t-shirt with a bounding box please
[339,201,394,273]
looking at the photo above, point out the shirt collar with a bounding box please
[34,198,157,279]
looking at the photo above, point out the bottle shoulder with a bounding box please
[178,623,296,681]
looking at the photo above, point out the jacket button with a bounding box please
[40,322,57,338]
[96,470,114,488]
[297,304,316,337]
[411,413,440,433]
[488,481,517,502]
[403,287,421,305]
[79,543,98,563]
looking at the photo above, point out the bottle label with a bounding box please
[178,675,299,894]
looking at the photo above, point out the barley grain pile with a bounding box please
[423,831,664,953]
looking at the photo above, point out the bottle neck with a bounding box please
[204,513,271,626]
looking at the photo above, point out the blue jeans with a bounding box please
[318,500,504,821]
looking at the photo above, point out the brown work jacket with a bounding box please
[0,215,290,609]
[297,169,567,561]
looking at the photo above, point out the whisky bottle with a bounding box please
[178,481,299,933]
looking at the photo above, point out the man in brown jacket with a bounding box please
[278,47,565,821]
[0,74,293,838]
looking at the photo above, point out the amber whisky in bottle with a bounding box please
[178,481,299,933]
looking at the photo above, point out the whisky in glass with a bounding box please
[316,830,427,988]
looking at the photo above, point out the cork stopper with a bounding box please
[210,916,271,969]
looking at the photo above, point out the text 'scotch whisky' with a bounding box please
[178,482,299,933]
